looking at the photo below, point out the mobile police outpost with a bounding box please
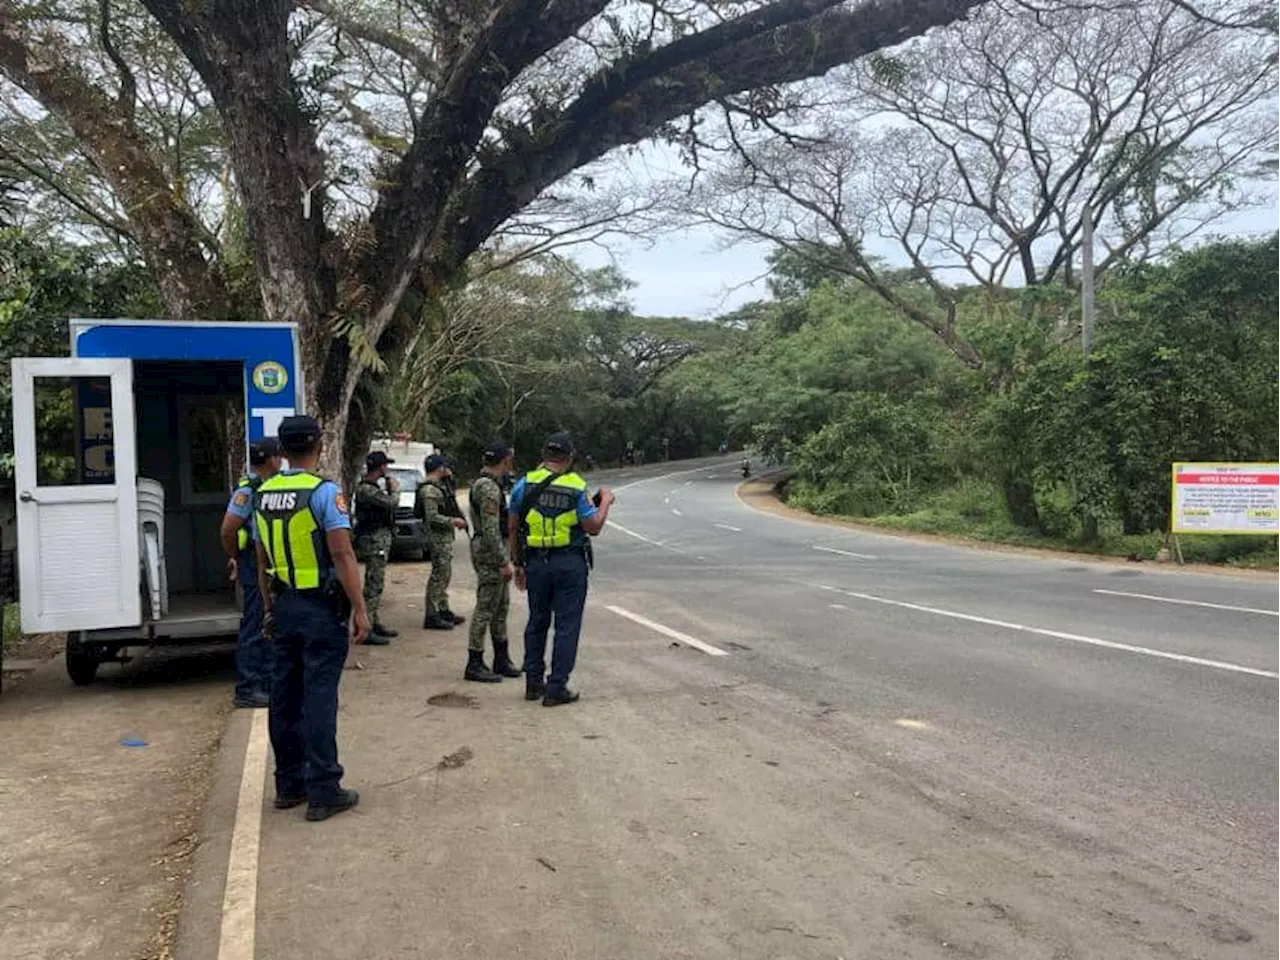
[10,319,303,684]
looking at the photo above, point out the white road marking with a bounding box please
[814,545,878,560]
[714,522,742,532]
[218,709,270,960]
[608,521,689,555]
[606,605,730,656]
[671,508,684,516]
[663,496,670,504]
[614,463,723,492]
[820,585,1279,680]
[894,719,931,731]
[1093,588,1279,617]
[609,520,663,546]
[685,480,694,486]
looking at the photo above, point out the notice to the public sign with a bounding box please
[1171,462,1280,535]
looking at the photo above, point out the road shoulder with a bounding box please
[0,651,230,960]
[737,476,1276,581]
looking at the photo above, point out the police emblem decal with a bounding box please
[252,360,289,395]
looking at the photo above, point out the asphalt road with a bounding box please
[183,456,1278,960]
[589,458,1278,940]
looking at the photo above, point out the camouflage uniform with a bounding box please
[417,479,456,617]
[353,478,397,626]
[467,474,510,653]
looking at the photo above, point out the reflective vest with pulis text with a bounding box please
[253,472,334,589]
[522,469,587,549]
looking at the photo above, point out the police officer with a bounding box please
[464,440,520,683]
[417,453,467,629]
[254,415,369,822]
[509,432,614,706]
[219,436,282,709]
[353,451,400,645]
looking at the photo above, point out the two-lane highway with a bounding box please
[204,456,1278,960]
[590,459,1278,953]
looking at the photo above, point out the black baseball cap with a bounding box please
[249,436,282,465]
[277,415,323,453]
[366,450,395,470]
[424,453,447,472]
[543,432,574,457]
[482,440,511,464]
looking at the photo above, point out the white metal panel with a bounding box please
[11,357,140,632]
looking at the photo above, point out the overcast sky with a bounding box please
[576,204,1279,319]
[573,225,767,319]
[570,137,1279,320]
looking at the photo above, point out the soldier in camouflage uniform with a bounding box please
[417,454,467,629]
[463,441,521,682]
[352,451,400,645]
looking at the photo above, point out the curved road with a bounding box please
[592,458,1277,949]
[189,456,1278,960]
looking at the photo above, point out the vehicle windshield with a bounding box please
[387,468,421,492]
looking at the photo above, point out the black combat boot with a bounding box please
[423,613,454,630]
[525,679,545,702]
[542,686,581,707]
[305,789,360,822]
[444,609,467,625]
[373,621,399,638]
[464,649,501,683]
[491,641,522,678]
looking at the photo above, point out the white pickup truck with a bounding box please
[367,435,435,561]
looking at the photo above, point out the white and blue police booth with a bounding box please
[9,319,303,684]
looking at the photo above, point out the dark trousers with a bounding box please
[522,548,589,690]
[235,549,268,698]
[268,589,348,803]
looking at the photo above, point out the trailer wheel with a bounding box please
[65,633,100,686]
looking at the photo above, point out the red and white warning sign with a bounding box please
[1171,462,1280,535]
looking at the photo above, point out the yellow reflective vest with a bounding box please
[253,471,332,589]
[521,469,588,549]
[234,475,262,552]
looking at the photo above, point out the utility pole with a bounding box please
[1081,204,1095,359]
[1079,203,1099,544]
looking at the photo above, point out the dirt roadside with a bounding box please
[0,648,233,960]
[738,476,1277,581]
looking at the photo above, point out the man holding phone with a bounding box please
[508,432,614,706]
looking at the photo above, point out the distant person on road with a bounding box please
[509,432,614,706]
[220,436,283,709]
[463,440,521,683]
[417,454,467,630]
[353,451,400,645]
[254,415,368,822]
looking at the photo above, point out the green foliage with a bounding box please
[0,228,160,481]
[2,602,19,650]
[707,236,1279,565]
[390,259,740,477]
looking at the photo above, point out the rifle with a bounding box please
[441,474,470,534]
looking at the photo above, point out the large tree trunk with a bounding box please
[1001,473,1044,533]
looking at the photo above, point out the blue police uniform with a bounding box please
[510,469,598,698]
[226,478,267,701]
[255,465,354,810]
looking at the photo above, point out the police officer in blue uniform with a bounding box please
[220,436,283,709]
[254,415,369,821]
[508,432,614,706]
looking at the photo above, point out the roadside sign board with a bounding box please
[1171,462,1280,535]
